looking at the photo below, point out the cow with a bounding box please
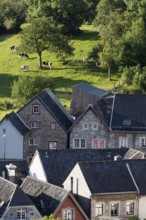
[83,57,88,64]
[19,52,29,59]
[42,61,52,69]
[20,65,29,71]
[10,46,19,51]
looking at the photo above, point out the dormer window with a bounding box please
[32,104,40,114]
[123,118,131,126]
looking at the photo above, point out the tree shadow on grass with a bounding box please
[0,74,18,98]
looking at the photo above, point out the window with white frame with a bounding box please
[92,123,98,130]
[92,139,105,149]
[95,202,104,216]
[49,141,58,149]
[30,121,40,129]
[29,138,38,145]
[119,137,128,148]
[51,122,56,129]
[126,201,134,215]
[63,208,74,220]
[111,202,119,216]
[32,104,40,114]
[83,123,89,130]
[140,137,146,148]
[17,208,26,220]
[73,139,86,148]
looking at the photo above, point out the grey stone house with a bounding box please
[69,94,146,150]
[17,88,74,160]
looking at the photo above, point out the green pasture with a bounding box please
[0,25,120,119]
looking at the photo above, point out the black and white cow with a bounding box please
[10,46,19,51]
[20,65,29,71]
[42,61,52,69]
[19,52,29,59]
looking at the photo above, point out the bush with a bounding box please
[128,216,140,220]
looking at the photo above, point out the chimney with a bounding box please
[6,163,17,183]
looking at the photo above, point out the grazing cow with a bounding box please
[10,46,19,51]
[83,57,88,64]
[20,65,29,71]
[42,61,52,69]
[19,52,29,59]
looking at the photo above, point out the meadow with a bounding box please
[0,25,120,119]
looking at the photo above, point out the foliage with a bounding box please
[33,214,60,220]
[120,65,146,93]
[19,18,74,68]
[128,216,140,220]
[11,75,54,107]
[0,0,27,32]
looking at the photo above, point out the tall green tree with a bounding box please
[19,18,74,68]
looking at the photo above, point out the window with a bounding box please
[17,208,26,220]
[92,123,98,130]
[111,203,119,216]
[29,138,38,145]
[63,208,74,220]
[2,129,6,134]
[119,137,128,148]
[92,139,105,149]
[83,123,89,130]
[126,201,134,215]
[73,139,86,148]
[51,122,56,129]
[95,203,104,216]
[32,104,40,114]
[49,141,58,149]
[140,137,146,148]
[30,121,40,129]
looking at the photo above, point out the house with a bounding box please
[0,88,74,161]
[29,148,128,186]
[70,94,146,151]
[21,176,89,220]
[0,111,30,159]
[63,159,146,220]
[0,176,41,220]
[70,83,109,114]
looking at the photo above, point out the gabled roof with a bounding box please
[0,177,33,217]
[21,176,69,216]
[69,104,110,131]
[18,88,74,132]
[110,94,146,131]
[35,148,128,186]
[1,112,30,135]
[72,83,109,97]
[78,159,146,195]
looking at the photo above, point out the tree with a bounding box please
[11,75,54,106]
[0,0,27,32]
[34,214,61,220]
[19,18,74,68]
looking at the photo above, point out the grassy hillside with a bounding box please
[0,25,120,119]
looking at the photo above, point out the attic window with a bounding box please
[123,118,131,126]
[32,104,40,114]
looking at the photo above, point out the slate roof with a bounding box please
[0,177,33,217]
[36,148,128,186]
[1,112,30,135]
[110,94,146,131]
[21,176,69,216]
[78,159,146,195]
[72,83,109,97]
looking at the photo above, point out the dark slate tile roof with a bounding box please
[72,83,109,97]
[78,159,146,196]
[79,160,137,194]
[37,148,129,186]
[21,176,69,216]
[111,94,146,131]
[1,112,30,135]
[0,159,29,176]
[0,177,33,217]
